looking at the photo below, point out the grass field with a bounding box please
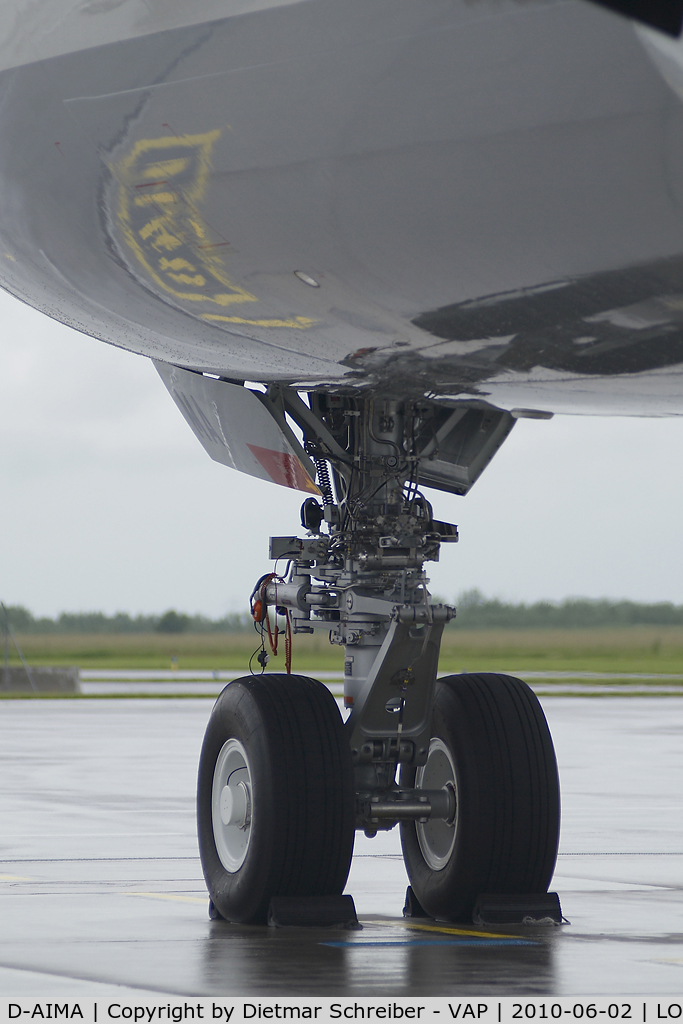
[5,625,683,675]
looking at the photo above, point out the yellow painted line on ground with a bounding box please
[125,892,206,904]
[0,874,32,881]
[363,917,515,940]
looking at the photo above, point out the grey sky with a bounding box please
[2,287,683,617]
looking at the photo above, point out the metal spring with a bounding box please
[314,458,334,506]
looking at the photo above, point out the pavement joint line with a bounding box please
[124,891,207,904]
[3,832,190,837]
[0,857,200,862]
[362,916,516,940]
[354,854,404,859]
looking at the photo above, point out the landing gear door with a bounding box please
[414,405,516,497]
[154,362,319,494]
[586,0,683,36]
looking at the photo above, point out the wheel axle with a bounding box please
[357,786,456,824]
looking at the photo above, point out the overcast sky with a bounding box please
[2,287,683,618]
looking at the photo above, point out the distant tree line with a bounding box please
[3,592,683,634]
[1,606,252,635]
[452,590,683,629]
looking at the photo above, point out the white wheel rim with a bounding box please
[415,737,457,871]
[211,738,252,872]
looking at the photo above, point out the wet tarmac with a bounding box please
[77,669,683,697]
[2,697,683,996]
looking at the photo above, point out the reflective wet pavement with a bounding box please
[75,670,683,697]
[2,697,683,996]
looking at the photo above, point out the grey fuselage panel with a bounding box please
[2,0,683,415]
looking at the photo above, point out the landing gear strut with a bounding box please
[197,393,560,923]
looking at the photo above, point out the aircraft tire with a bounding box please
[197,673,355,924]
[400,672,560,922]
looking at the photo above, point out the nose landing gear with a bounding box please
[196,394,560,923]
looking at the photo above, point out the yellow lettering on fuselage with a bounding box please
[113,130,316,329]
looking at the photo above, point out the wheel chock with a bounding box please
[472,892,563,926]
[208,899,226,921]
[267,895,360,929]
[403,886,433,919]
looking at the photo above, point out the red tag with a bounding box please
[246,444,319,493]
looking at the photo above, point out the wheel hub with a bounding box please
[415,737,458,871]
[211,738,252,871]
[219,780,250,828]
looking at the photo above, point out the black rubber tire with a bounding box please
[197,674,355,924]
[400,673,560,922]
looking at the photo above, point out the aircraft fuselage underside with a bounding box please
[2,1,683,415]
